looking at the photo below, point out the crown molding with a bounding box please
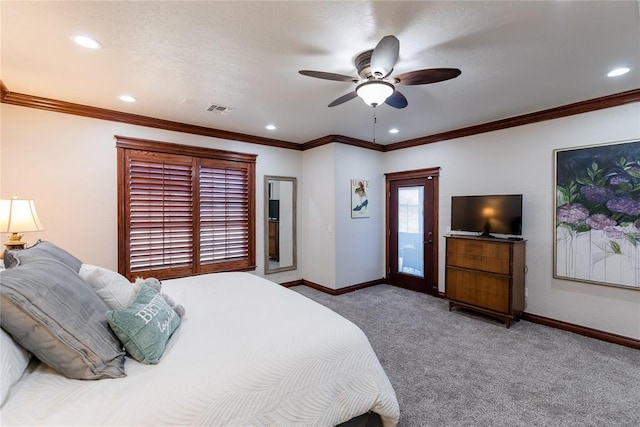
[0,81,302,151]
[0,80,8,99]
[383,88,640,152]
[302,134,383,152]
[2,80,638,153]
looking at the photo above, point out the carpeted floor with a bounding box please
[291,284,640,427]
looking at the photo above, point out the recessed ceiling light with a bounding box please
[607,67,630,77]
[389,128,399,134]
[266,124,276,130]
[72,35,102,49]
[119,95,136,103]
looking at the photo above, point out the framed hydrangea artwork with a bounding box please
[554,139,640,290]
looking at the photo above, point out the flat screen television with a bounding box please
[451,194,523,238]
[268,199,280,221]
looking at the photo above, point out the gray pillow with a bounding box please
[107,285,180,364]
[0,259,126,379]
[3,240,82,272]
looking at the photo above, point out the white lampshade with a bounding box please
[0,198,45,234]
[356,80,394,107]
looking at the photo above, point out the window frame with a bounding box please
[116,135,256,280]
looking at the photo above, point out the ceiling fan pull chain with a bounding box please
[372,111,377,144]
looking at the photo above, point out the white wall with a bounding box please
[301,144,336,287]
[0,104,303,282]
[301,143,385,289]
[334,143,384,287]
[383,103,640,339]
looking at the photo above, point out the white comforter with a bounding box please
[1,272,399,426]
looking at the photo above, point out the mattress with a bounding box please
[0,272,399,426]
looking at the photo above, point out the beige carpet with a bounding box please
[292,284,640,427]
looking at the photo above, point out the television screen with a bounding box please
[451,194,522,237]
[268,199,280,220]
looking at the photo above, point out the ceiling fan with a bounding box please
[299,35,461,109]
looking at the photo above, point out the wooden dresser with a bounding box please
[445,235,526,328]
[268,220,279,261]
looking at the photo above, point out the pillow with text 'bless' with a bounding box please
[106,285,181,364]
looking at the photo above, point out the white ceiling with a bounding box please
[1,1,639,145]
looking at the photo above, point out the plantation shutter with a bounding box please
[126,152,195,279]
[117,137,256,280]
[199,160,251,272]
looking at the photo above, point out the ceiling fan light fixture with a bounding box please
[356,80,394,107]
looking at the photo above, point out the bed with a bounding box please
[0,242,399,426]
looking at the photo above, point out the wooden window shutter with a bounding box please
[198,159,253,273]
[123,151,195,279]
[117,136,256,280]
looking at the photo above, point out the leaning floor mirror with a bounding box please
[264,176,297,274]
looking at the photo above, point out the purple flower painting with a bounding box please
[555,140,640,290]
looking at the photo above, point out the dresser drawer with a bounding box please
[446,238,511,274]
[445,236,525,328]
[445,268,510,313]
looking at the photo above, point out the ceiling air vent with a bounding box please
[206,103,234,115]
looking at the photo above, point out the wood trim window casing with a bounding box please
[116,136,256,280]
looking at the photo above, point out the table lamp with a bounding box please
[0,195,45,250]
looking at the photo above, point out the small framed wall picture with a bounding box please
[351,179,370,218]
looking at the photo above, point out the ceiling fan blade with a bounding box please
[395,68,462,85]
[299,70,357,82]
[385,90,408,109]
[370,35,400,79]
[328,91,358,107]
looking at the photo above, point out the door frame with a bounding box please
[385,167,440,295]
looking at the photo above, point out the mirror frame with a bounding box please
[264,175,297,274]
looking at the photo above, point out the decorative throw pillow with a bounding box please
[133,277,186,319]
[1,329,32,406]
[3,240,82,272]
[133,276,162,292]
[0,259,126,380]
[79,264,137,310]
[106,285,181,365]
